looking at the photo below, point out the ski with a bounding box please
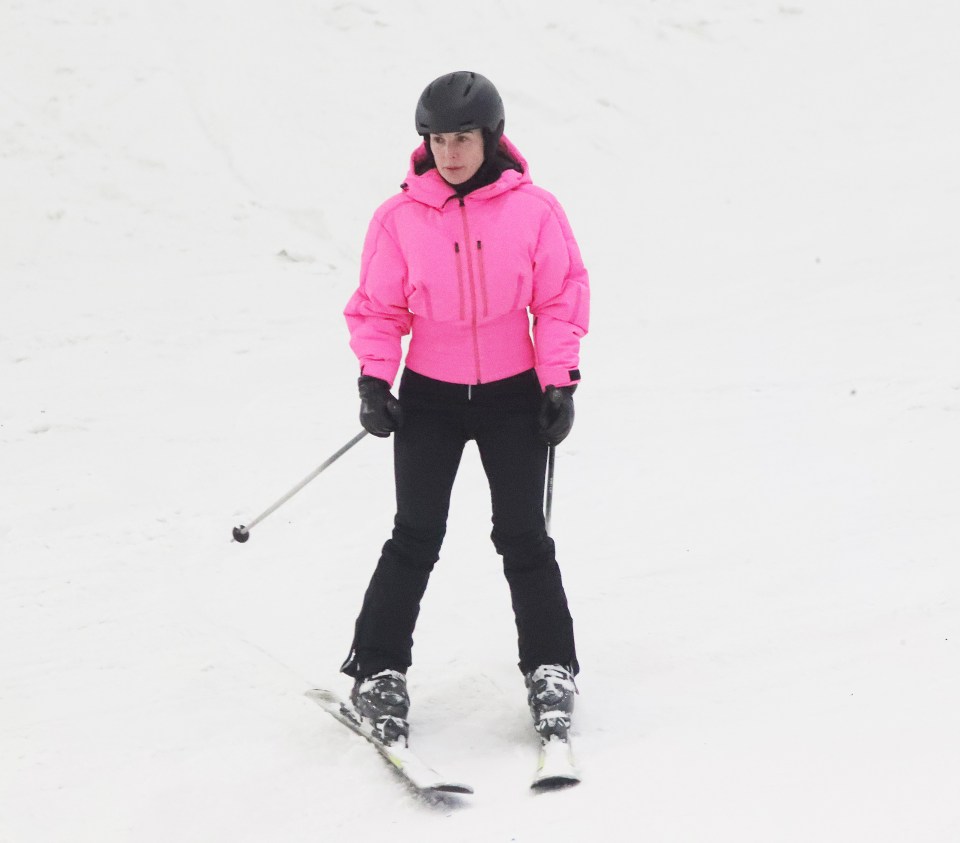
[305,689,473,795]
[531,734,581,790]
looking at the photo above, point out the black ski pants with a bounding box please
[341,367,578,680]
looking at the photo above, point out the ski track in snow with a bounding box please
[2,1,960,841]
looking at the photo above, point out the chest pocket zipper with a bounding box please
[453,242,467,321]
[475,240,489,318]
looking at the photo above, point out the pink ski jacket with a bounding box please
[344,136,589,391]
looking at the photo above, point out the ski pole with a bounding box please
[544,444,556,536]
[232,430,369,543]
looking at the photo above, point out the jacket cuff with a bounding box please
[359,360,399,388]
[535,366,581,391]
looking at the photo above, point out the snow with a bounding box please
[2,0,959,840]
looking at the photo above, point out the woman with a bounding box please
[341,71,589,747]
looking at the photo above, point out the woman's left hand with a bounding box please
[538,385,576,446]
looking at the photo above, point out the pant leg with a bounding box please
[341,378,466,679]
[472,377,579,676]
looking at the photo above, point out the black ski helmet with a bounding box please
[415,71,505,136]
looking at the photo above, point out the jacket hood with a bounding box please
[401,134,531,209]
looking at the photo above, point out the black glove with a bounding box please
[358,375,402,437]
[538,385,576,446]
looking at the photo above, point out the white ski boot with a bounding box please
[525,664,577,741]
[350,669,410,745]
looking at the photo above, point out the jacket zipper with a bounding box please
[458,199,483,384]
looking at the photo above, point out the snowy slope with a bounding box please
[2,1,959,841]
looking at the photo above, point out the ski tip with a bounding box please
[432,783,475,795]
[531,774,581,791]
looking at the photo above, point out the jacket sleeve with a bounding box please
[530,197,590,390]
[344,211,412,387]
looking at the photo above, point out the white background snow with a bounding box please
[3,0,959,840]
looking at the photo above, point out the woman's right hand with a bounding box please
[358,376,403,437]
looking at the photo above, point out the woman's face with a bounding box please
[430,130,485,185]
